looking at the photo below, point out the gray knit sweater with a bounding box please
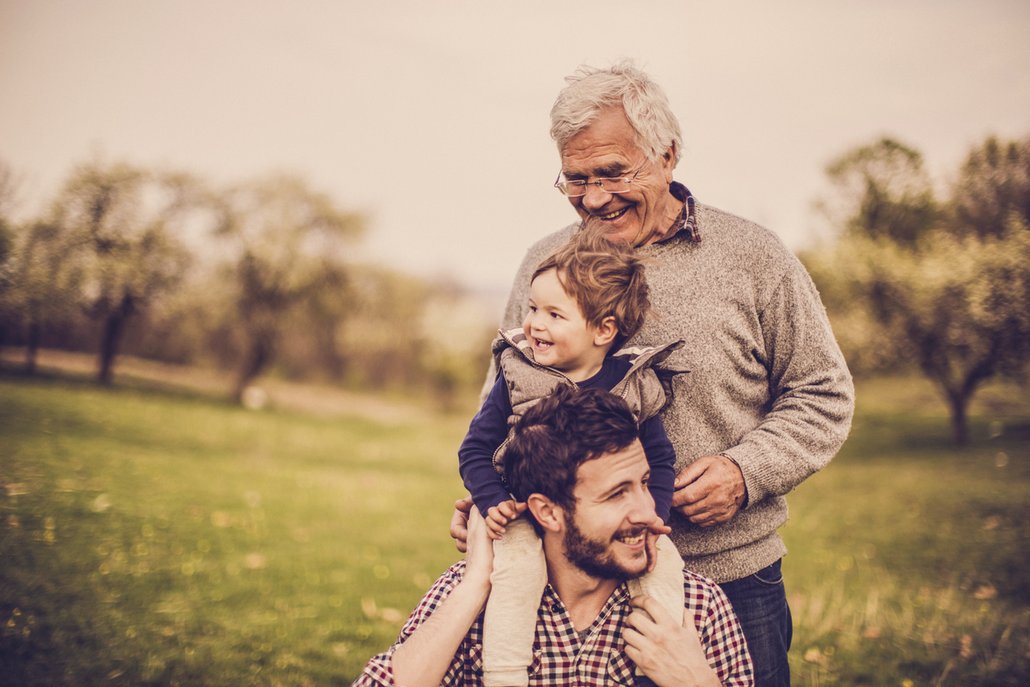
[492,202,855,583]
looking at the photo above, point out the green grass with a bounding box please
[782,377,1029,686]
[0,374,466,686]
[1,372,1027,685]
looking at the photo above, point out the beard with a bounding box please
[563,514,651,580]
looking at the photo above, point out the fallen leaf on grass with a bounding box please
[380,607,404,623]
[803,647,828,666]
[960,634,973,659]
[211,511,232,528]
[973,584,997,600]
[243,553,267,570]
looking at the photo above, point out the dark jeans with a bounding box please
[718,559,793,687]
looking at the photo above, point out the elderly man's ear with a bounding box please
[661,142,677,182]
[526,494,564,533]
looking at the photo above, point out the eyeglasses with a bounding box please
[553,164,646,197]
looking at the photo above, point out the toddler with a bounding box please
[458,228,687,687]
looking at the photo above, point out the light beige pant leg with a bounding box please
[482,518,546,687]
[627,534,686,675]
[628,534,685,622]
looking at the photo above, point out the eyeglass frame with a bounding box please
[552,161,649,197]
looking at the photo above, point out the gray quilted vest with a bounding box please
[490,327,686,474]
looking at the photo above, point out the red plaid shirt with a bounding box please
[352,561,753,686]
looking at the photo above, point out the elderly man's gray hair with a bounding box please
[549,60,683,166]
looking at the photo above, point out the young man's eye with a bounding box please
[550,312,562,319]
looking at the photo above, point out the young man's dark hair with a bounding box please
[504,385,639,515]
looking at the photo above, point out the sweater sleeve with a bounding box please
[721,258,855,506]
[458,374,516,515]
[639,415,676,523]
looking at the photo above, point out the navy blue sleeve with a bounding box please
[639,415,676,522]
[458,373,514,516]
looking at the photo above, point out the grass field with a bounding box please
[1,370,1027,686]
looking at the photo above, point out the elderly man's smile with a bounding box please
[596,206,630,221]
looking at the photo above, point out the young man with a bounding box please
[353,386,753,687]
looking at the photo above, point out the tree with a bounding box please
[0,161,18,315]
[212,174,364,402]
[810,135,1030,444]
[0,161,86,371]
[951,136,1030,240]
[0,161,17,341]
[819,137,940,246]
[4,220,84,373]
[48,160,198,384]
[813,225,1030,444]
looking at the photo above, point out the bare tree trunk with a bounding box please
[233,334,274,403]
[24,318,40,375]
[97,295,134,386]
[947,391,970,446]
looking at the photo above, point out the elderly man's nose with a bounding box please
[581,182,612,210]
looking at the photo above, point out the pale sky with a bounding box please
[2,0,1029,296]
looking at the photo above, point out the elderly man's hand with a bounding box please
[449,496,473,553]
[623,595,720,687]
[672,455,746,527]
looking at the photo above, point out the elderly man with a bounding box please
[354,386,753,687]
[453,62,854,686]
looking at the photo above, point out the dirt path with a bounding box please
[0,348,438,425]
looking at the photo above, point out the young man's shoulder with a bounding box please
[420,560,468,605]
[682,567,733,609]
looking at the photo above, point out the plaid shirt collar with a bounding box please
[662,181,700,243]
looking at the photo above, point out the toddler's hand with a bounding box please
[484,499,527,539]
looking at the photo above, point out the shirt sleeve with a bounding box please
[458,374,516,516]
[350,565,469,687]
[638,415,676,523]
[722,259,855,506]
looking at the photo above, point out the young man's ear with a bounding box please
[593,316,618,347]
[527,494,564,533]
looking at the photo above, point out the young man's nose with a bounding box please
[627,487,657,524]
